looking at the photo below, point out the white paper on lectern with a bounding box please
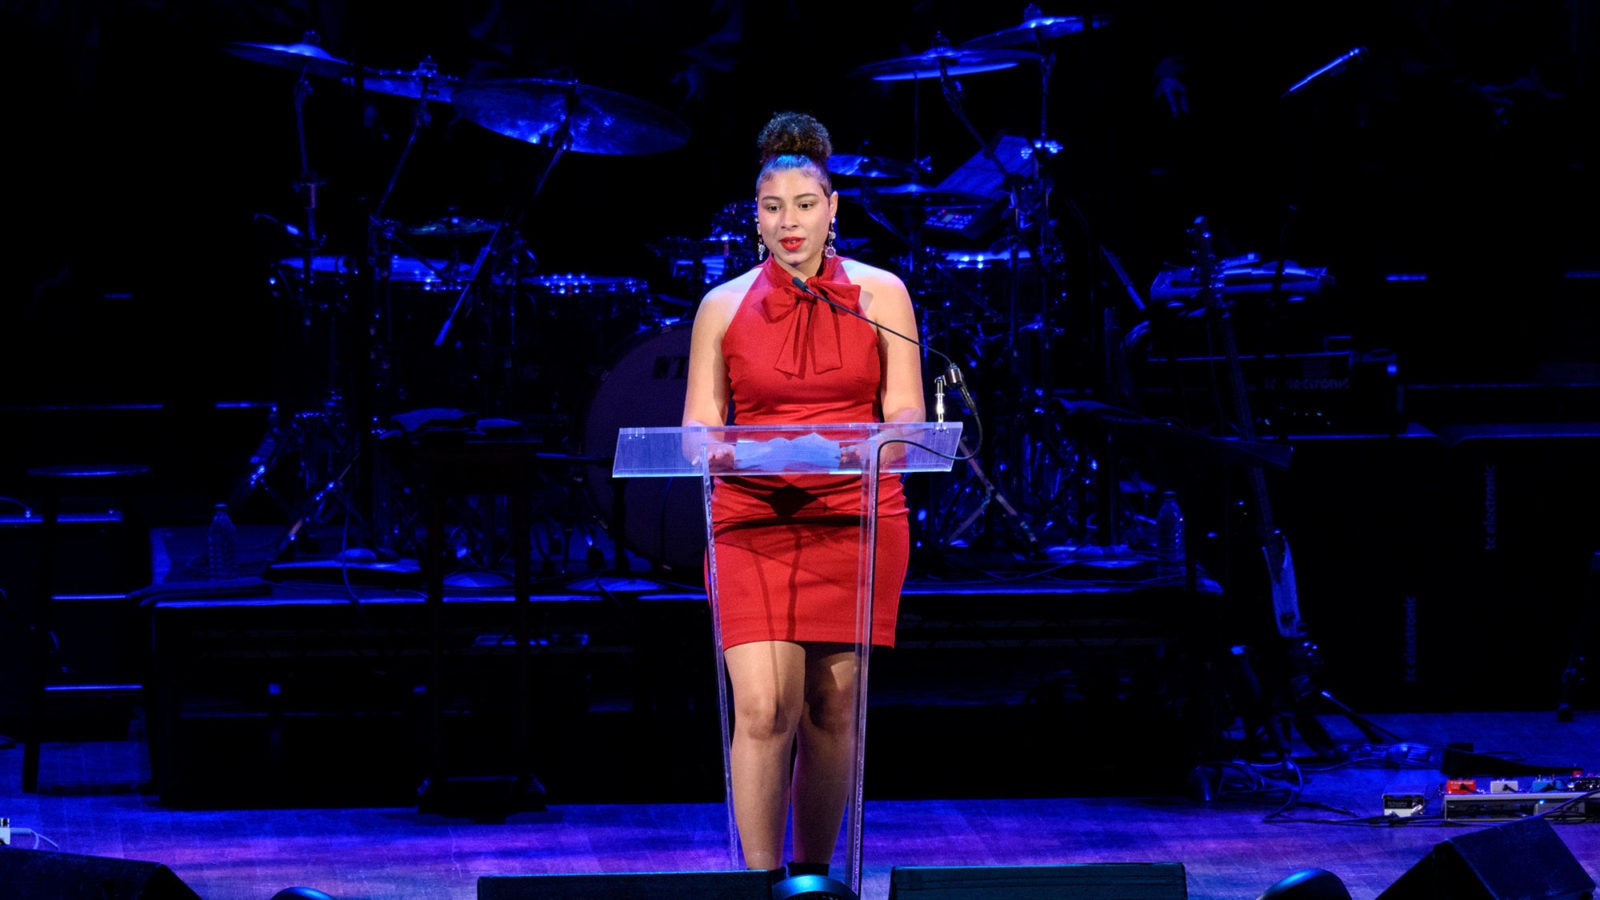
[730,433,841,470]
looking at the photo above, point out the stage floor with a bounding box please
[4,708,1599,899]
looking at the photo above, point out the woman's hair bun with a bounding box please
[757,111,832,166]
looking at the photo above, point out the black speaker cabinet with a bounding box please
[888,862,1188,899]
[0,848,200,899]
[478,869,773,899]
[1376,816,1595,900]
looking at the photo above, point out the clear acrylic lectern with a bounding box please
[612,421,962,894]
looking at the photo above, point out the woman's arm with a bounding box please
[682,287,736,428]
[858,267,927,424]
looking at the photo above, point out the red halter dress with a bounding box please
[708,255,910,650]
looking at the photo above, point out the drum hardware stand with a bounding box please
[237,45,424,563]
[847,185,1041,557]
[271,442,368,564]
[229,394,353,512]
[231,34,381,562]
[958,38,1077,487]
[395,112,582,569]
[936,438,1041,554]
[433,102,576,421]
[333,55,472,560]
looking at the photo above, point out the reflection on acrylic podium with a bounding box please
[612,422,963,894]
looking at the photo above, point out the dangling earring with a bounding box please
[755,224,766,261]
[824,218,838,258]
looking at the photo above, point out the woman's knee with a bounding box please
[734,692,802,741]
[803,680,857,735]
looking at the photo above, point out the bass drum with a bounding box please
[579,323,706,576]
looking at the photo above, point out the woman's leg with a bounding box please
[790,643,860,868]
[723,640,807,870]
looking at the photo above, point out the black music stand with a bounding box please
[387,435,597,818]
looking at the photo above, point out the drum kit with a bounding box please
[835,13,1115,558]
[229,10,1128,570]
[228,33,696,562]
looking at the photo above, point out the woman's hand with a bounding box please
[705,442,736,472]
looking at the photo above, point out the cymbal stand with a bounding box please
[394,107,575,566]
[352,61,477,558]
[929,56,1075,556]
[435,81,573,333]
[1001,26,1148,555]
[281,33,335,398]
[289,34,329,276]
[235,35,376,555]
[266,50,440,562]
[364,58,454,410]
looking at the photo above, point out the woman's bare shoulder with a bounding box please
[699,266,761,317]
[840,258,908,293]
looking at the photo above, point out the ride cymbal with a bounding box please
[850,39,1040,82]
[829,154,927,179]
[226,41,359,80]
[960,14,1112,50]
[451,78,690,155]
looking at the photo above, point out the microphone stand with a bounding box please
[789,277,1038,561]
[789,275,980,436]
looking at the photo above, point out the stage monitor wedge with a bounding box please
[0,848,201,900]
[1376,816,1595,900]
[889,862,1188,899]
[479,869,773,899]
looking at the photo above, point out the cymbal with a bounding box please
[404,214,500,237]
[450,78,690,155]
[357,63,462,103]
[961,14,1112,50]
[226,41,358,81]
[839,183,985,207]
[829,154,926,179]
[850,42,1040,82]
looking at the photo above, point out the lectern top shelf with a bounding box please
[611,422,964,478]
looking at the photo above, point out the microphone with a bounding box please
[790,275,977,423]
[1281,46,1367,99]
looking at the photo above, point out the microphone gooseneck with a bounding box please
[789,275,978,421]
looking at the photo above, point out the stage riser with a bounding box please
[145,589,1209,808]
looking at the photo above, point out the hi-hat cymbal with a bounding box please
[404,214,500,237]
[226,41,358,80]
[829,154,926,179]
[850,41,1040,82]
[961,14,1112,50]
[451,78,690,155]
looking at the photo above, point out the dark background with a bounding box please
[5,0,1597,409]
[2,1,1600,793]
[7,0,1600,635]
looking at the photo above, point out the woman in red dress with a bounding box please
[680,110,926,880]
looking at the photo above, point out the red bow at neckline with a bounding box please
[761,256,862,376]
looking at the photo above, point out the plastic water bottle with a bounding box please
[1155,491,1185,578]
[208,503,238,580]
